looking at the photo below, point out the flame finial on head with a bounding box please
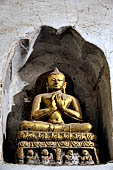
[49,67,65,77]
[53,67,61,74]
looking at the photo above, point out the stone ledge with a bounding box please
[0,163,113,170]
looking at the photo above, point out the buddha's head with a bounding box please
[46,68,67,93]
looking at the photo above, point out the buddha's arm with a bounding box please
[63,97,83,121]
[56,96,83,121]
[31,95,57,120]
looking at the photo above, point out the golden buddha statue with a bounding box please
[16,68,99,165]
[21,68,92,133]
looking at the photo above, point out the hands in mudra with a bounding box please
[51,93,66,111]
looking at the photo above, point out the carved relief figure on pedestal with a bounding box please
[64,150,80,165]
[41,149,54,164]
[80,150,94,165]
[64,150,75,165]
[25,149,40,165]
[74,151,80,165]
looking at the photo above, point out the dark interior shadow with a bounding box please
[3,26,112,164]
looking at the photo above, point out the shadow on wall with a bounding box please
[3,26,113,163]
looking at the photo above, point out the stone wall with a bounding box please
[0,0,113,164]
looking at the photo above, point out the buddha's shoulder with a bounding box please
[34,93,52,99]
[63,93,78,100]
[34,93,78,100]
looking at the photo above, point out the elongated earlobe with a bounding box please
[62,82,67,93]
[46,83,49,92]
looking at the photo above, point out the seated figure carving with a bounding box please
[21,68,92,132]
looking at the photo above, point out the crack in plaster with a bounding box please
[98,0,110,10]
[73,0,79,29]
[74,0,79,25]
[64,0,79,26]
[36,12,43,25]
[64,0,70,24]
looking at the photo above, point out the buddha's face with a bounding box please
[48,74,65,91]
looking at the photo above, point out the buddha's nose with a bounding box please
[55,80,58,84]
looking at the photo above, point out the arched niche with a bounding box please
[2,26,113,163]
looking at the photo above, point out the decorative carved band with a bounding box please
[17,140,97,148]
[17,131,97,142]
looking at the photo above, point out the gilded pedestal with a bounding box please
[16,131,99,165]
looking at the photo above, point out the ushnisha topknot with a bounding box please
[48,67,65,78]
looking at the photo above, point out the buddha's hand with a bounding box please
[55,94,66,111]
[51,93,57,110]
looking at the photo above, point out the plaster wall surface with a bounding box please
[0,0,113,168]
[0,0,113,97]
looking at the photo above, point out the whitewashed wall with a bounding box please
[0,0,113,164]
[0,0,113,102]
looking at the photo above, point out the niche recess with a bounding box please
[2,26,113,163]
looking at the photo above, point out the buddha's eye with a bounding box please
[52,79,56,81]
